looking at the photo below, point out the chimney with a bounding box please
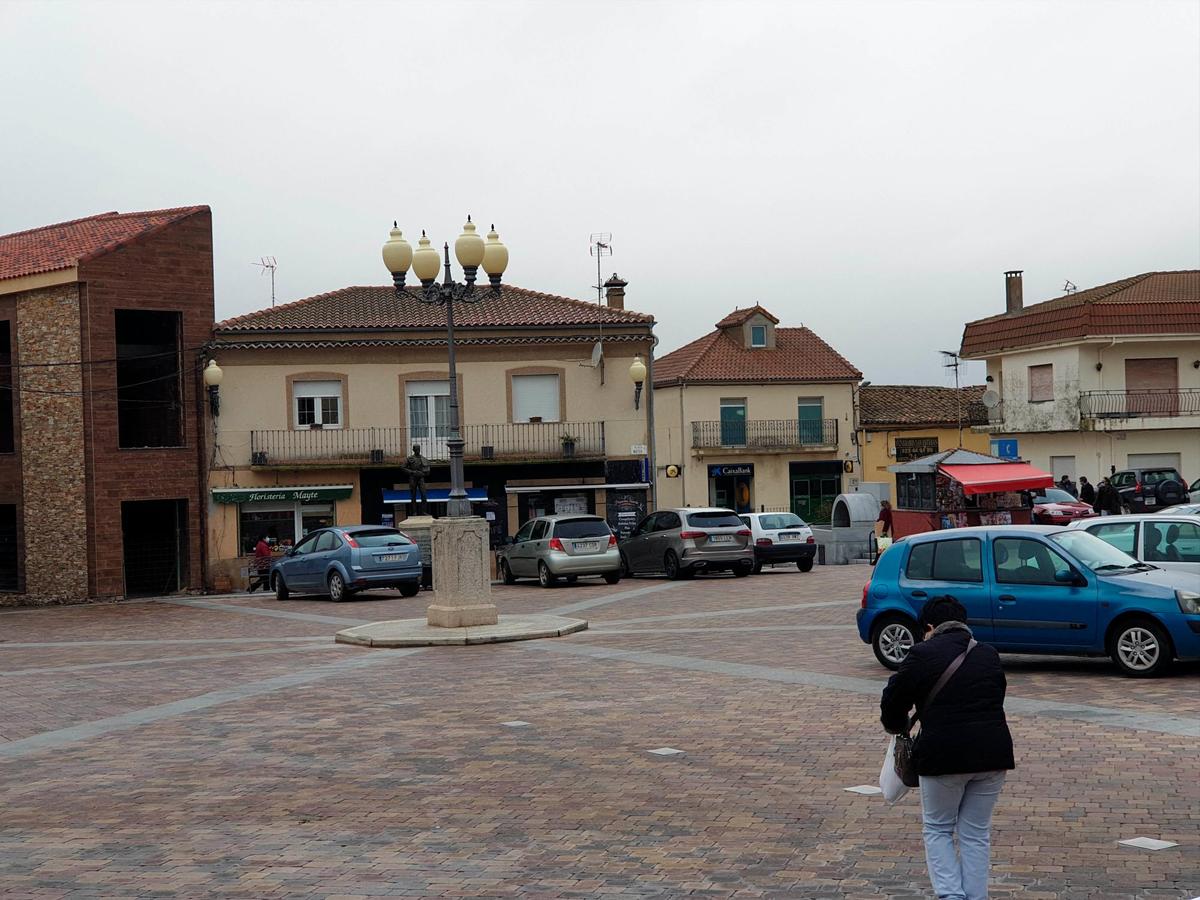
[604,273,627,311]
[1004,270,1023,314]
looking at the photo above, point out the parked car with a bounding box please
[1068,513,1200,579]
[857,525,1200,677]
[1158,502,1200,516]
[271,526,421,601]
[1027,487,1098,525]
[1191,477,1200,503]
[1110,466,1188,512]
[497,515,621,588]
[739,511,816,573]
[619,507,755,579]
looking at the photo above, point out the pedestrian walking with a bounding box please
[1078,476,1095,506]
[248,533,272,593]
[1095,477,1121,516]
[880,596,1014,900]
[877,500,893,538]
[1057,474,1077,497]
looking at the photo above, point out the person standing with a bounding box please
[248,533,272,593]
[1078,476,1095,506]
[877,500,894,537]
[1057,474,1077,497]
[881,596,1014,900]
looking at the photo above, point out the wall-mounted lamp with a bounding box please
[629,354,647,410]
[203,359,223,417]
[1193,360,1199,369]
[1095,362,1103,372]
[985,375,994,383]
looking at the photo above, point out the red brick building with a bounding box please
[0,207,214,604]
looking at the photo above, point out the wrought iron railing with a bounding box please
[250,421,605,466]
[691,418,839,450]
[1079,389,1200,419]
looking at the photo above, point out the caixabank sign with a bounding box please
[707,464,753,478]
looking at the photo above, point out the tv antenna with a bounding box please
[589,233,612,305]
[253,256,278,306]
[941,350,964,448]
[1063,280,1077,295]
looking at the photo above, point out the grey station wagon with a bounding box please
[619,507,755,579]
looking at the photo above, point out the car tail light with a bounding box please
[608,534,618,547]
[806,535,815,544]
[344,535,360,548]
[679,530,705,539]
[736,528,752,536]
[548,537,565,552]
[862,581,870,608]
[756,538,773,547]
[1134,481,1143,494]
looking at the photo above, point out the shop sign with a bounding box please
[991,439,1019,460]
[708,463,753,478]
[212,485,353,505]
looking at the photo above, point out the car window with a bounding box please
[632,515,655,537]
[656,512,681,531]
[531,521,550,541]
[352,529,411,547]
[1143,469,1180,485]
[686,511,742,528]
[314,531,338,552]
[291,533,319,556]
[553,518,611,539]
[739,516,752,529]
[906,542,935,580]
[994,537,1074,585]
[1162,521,1200,562]
[905,539,982,583]
[761,513,804,530]
[1086,522,1138,555]
[1049,530,1139,571]
[1035,489,1075,504]
[514,521,536,543]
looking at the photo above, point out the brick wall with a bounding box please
[78,209,214,599]
[7,284,89,604]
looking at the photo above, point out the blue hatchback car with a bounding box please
[271,526,422,602]
[857,525,1200,677]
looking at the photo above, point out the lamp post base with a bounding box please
[426,516,497,627]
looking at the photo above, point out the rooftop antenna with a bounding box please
[1063,280,1077,295]
[941,349,963,448]
[587,234,613,383]
[253,257,278,306]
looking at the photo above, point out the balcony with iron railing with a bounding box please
[691,418,839,452]
[1080,388,1200,427]
[249,421,605,467]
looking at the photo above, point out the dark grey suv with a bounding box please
[619,507,754,579]
[1111,467,1188,512]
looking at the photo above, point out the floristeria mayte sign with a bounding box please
[211,485,354,505]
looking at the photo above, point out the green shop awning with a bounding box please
[211,485,354,505]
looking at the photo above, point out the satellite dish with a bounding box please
[591,341,604,367]
[981,390,1001,409]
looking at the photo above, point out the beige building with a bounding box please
[205,277,654,590]
[653,305,861,522]
[960,270,1200,485]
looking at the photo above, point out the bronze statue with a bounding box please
[403,444,430,516]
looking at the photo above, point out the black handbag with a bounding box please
[894,640,977,787]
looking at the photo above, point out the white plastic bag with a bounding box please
[880,735,910,803]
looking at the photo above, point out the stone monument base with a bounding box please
[426,515,497,627]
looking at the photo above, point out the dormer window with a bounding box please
[750,325,767,348]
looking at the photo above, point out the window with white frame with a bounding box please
[293,380,343,428]
[406,380,451,442]
[750,324,767,347]
[512,374,560,423]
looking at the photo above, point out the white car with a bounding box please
[1068,513,1200,579]
[738,511,816,573]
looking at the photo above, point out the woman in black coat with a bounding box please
[881,596,1015,900]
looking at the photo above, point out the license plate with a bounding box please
[1144,498,1156,506]
[779,532,800,541]
[709,534,733,544]
[378,553,407,563]
[575,541,600,552]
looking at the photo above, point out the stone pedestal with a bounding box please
[426,516,498,627]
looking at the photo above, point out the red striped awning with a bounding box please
[939,463,1053,496]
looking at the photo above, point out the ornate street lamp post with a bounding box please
[382,218,508,518]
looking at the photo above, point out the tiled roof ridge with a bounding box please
[966,270,1200,326]
[654,330,722,381]
[0,205,208,242]
[776,325,862,377]
[215,285,349,329]
[863,383,986,391]
[715,304,779,327]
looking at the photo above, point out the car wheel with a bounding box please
[664,550,683,581]
[1110,618,1173,678]
[328,571,348,602]
[732,561,751,577]
[619,552,633,578]
[399,582,420,598]
[752,560,763,574]
[797,557,814,573]
[500,559,517,585]
[603,571,621,585]
[872,616,916,670]
[273,573,289,602]
[538,561,557,588]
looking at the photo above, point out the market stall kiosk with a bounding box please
[887,449,1052,539]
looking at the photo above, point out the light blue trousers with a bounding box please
[919,770,1006,900]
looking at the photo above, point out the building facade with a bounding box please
[857,384,991,501]
[960,270,1200,485]
[653,306,860,522]
[0,207,214,605]
[206,276,654,590]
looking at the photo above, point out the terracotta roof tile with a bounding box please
[715,304,780,328]
[960,271,1200,357]
[215,284,654,332]
[860,385,988,428]
[0,206,210,282]
[654,318,860,386]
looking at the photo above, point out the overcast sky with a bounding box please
[2,0,1197,384]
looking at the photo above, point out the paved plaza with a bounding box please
[1,565,1197,899]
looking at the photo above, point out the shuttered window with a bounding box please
[1028,364,1053,403]
[512,374,560,423]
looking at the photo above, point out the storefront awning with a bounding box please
[211,485,354,504]
[939,463,1053,496]
[383,488,489,505]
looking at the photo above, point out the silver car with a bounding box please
[619,507,755,579]
[1069,513,1200,579]
[498,515,622,588]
